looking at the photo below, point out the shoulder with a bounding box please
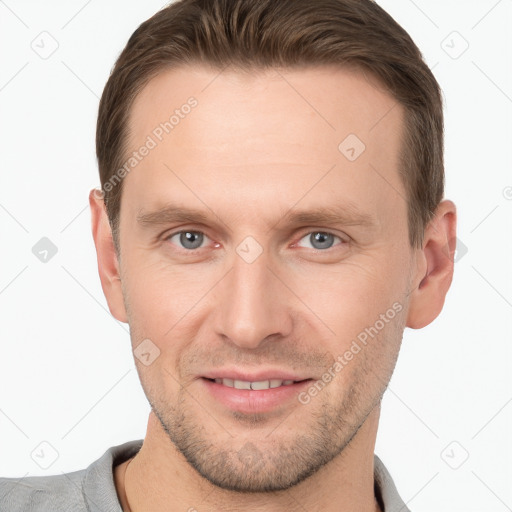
[0,469,87,510]
[0,439,143,512]
[374,454,411,512]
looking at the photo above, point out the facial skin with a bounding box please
[90,64,456,512]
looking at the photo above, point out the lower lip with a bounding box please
[200,378,313,414]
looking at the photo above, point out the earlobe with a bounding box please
[89,189,128,323]
[405,200,457,329]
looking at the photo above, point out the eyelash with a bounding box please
[163,229,347,253]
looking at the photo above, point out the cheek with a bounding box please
[122,253,213,329]
[289,256,407,384]
[316,302,405,409]
[290,258,402,335]
[122,258,215,381]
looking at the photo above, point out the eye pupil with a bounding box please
[310,232,334,249]
[180,231,203,249]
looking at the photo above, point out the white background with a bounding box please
[0,1,511,510]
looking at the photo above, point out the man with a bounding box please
[0,0,456,510]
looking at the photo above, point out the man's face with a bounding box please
[116,64,415,492]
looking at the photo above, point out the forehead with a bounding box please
[127,63,402,153]
[122,64,406,233]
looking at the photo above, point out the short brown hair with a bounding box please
[96,0,444,250]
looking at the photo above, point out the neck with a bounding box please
[115,406,382,512]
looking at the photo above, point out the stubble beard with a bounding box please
[146,364,384,494]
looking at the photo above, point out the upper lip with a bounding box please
[201,369,313,382]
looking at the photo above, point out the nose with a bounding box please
[213,247,293,349]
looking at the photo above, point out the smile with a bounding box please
[207,378,299,390]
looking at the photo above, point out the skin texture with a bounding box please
[90,64,457,512]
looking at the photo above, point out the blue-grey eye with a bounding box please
[297,231,342,250]
[169,231,206,250]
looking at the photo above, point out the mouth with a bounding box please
[200,377,314,414]
[203,377,312,390]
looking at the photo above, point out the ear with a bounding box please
[89,189,128,323]
[406,199,457,329]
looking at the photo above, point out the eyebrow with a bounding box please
[136,202,377,231]
[137,206,211,226]
[279,203,377,229]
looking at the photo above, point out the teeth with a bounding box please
[234,379,251,390]
[213,378,295,390]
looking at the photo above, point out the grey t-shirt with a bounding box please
[0,439,410,511]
